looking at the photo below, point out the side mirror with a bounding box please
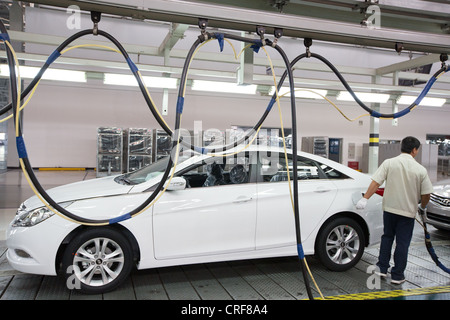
[165,176,187,191]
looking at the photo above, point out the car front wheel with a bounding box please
[62,227,134,294]
[315,217,365,271]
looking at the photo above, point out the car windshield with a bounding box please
[115,153,194,185]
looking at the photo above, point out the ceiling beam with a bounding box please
[157,23,189,56]
[23,0,450,54]
[8,30,377,76]
[376,54,441,75]
[3,51,448,98]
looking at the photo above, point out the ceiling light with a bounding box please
[104,73,177,89]
[397,95,446,107]
[0,65,86,82]
[270,87,327,99]
[337,91,390,103]
[191,80,257,95]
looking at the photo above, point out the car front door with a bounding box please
[152,152,257,260]
[255,151,338,250]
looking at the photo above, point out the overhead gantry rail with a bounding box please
[22,0,450,54]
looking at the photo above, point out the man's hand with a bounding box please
[356,198,368,210]
[418,204,427,216]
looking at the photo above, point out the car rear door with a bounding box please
[255,151,337,250]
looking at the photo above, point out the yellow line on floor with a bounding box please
[319,285,450,300]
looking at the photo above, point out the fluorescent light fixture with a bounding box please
[397,95,446,107]
[270,87,327,99]
[337,91,390,103]
[0,65,86,82]
[191,80,257,95]
[104,73,177,89]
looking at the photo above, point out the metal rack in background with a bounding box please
[97,127,174,177]
[302,136,329,158]
[96,127,124,177]
[127,128,152,172]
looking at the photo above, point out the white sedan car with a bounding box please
[6,146,383,294]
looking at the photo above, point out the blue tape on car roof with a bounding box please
[16,137,28,159]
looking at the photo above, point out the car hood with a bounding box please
[432,180,450,198]
[23,175,133,210]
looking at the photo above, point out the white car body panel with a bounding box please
[152,183,257,259]
[6,147,383,276]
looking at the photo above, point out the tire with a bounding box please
[315,217,365,272]
[61,227,134,294]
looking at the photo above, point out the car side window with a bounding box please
[318,163,350,179]
[259,152,321,182]
[179,154,251,188]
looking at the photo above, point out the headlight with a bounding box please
[12,201,73,227]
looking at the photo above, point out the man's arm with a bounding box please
[356,180,381,209]
[363,180,381,200]
[421,194,430,208]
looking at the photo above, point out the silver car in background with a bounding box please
[426,179,450,231]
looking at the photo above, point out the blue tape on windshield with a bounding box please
[216,33,224,52]
[0,33,10,42]
[176,96,185,114]
[297,244,305,259]
[126,57,138,73]
[16,137,28,159]
[46,50,61,65]
[109,213,131,224]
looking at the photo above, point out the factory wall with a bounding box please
[7,79,449,169]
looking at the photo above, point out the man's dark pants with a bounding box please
[376,211,415,281]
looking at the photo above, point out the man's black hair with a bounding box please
[401,136,421,153]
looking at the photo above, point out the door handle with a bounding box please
[314,187,331,193]
[233,196,253,203]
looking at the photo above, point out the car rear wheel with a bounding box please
[315,217,365,271]
[62,227,134,294]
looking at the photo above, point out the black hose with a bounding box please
[306,53,448,119]
[1,26,183,225]
[1,27,284,226]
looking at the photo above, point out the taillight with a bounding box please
[375,188,384,197]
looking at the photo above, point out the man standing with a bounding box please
[356,136,433,284]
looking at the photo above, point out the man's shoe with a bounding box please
[391,278,406,285]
